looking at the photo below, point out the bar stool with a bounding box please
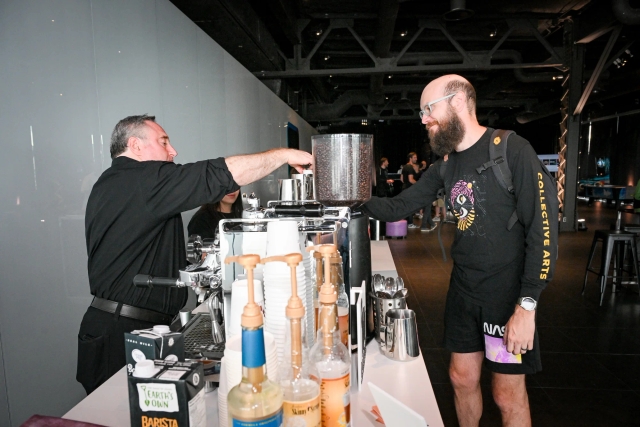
[623,225,640,272]
[583,230,640,306]
[386,220,407,239]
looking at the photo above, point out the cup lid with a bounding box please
[133,360,158,378]
[153,325,171,335]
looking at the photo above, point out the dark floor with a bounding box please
[386,199,640,427]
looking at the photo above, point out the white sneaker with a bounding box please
[432,217,440,222]
[414,213,423,218]
[408,224,420,229]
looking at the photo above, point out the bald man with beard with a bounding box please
[363,75,558,427]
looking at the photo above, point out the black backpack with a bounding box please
[439,129,558,230]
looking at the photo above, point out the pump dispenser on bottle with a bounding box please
[306,244,351,427]
[224,254,283,427]
[329,252,350,348]
[261,253,321,427]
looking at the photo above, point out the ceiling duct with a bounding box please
[443,0,474,22]
[306,90,370,121]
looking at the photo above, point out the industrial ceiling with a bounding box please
[169,0,640,128]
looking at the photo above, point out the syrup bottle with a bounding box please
[306,244,351,427]
[262,253,321,427]
[225,254,283,426]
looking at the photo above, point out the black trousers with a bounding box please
[76,307,156,394]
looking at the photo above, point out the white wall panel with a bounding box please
[0,1,99,425]
[156,0,201,164]
[91,0,162,151]
[196,29,227,162]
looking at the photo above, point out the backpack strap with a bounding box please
[476,129,519,230]
[476,129,515,194]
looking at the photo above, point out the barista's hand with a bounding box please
[503,305,535,356]
[285,149,314,173]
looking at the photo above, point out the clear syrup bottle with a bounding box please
[225,254,283,426]
[330,252,349,348]
[307,245,351,427]
[262,253,321,427]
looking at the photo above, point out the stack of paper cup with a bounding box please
[302,245,315,347]
[218,357,228,427]
[242,232,267,283]
[228,279,264,339]
[223,332,279,390]
[263,221,309,361]
[263,266,307,361]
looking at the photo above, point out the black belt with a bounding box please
[90,297,173,325]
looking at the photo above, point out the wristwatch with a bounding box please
[517,297,537,311]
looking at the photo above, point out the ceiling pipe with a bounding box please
[370,0,401,105]
[443,0,474,21]
[395,50,560,82]
[306,90,369,120]
[612,0,640,25]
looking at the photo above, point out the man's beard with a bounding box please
[428,107,465,156]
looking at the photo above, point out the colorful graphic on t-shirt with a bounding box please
[484,335,522,364]
[450,180,476,231]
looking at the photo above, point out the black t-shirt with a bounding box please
[401,164,417,190]
[188,207,238,240]
[376,167,392,197]
[85,156,239,315]
[363,128,558,307]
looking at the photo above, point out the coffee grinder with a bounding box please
[311,133,374,349]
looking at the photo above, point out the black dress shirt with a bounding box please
[85,156,239,315]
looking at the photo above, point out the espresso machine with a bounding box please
[218,133,375,350]
[133,235,226,359]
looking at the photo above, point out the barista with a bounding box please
[187,189,243,240]
[78,115,313,394]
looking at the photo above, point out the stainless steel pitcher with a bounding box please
[379,309,420,362]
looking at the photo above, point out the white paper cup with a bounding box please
[266,221,301,256]
[229,279,264,338]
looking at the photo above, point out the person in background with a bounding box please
[419,160,428,176]
[401,152,420,228]
[419,161,437,232]
[188,189,243,240]
[78,114,313,394]
[376,157,395,197]
[363,75,558,427]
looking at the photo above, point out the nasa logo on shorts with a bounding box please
[168,337,174,346]
[192,373,200,386]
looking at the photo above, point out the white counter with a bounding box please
[64,241,443,426]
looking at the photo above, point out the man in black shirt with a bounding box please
[363,75,557,426]
[401,152,420,228]
[376,157,394,197]
[78,115,312,394]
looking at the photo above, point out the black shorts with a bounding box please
[443,287,541,375]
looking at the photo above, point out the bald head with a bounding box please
[421,74,477,117]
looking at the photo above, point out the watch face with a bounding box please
[520,298,536,310]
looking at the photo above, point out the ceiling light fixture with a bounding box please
[400,31,408,37]
[443,0,474,21]
[316,30,323,36]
